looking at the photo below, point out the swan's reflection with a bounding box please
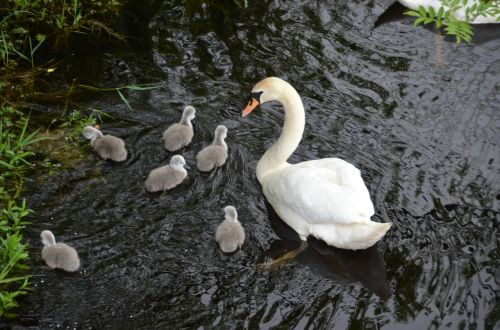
[261,200,391,299]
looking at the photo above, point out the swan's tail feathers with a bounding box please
[310,221,392,250]
[83,126,103,140]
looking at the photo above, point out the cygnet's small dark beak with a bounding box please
[184,164,191,170]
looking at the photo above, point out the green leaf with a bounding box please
[35,34,46,43]
[415,17,426,26]
[123,84,161,91]
[418,5,427,17]
[405,10,422,17]
[429,6,436,17]
[116,89,132,111]
[437,6,445,18]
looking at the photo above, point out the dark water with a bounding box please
[5,0,500,328]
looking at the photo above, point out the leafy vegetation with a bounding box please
[0,107,42,318]
[0,107,47,195]
[405,0,500,43]
[0,0,128,317]
[1,0,123,107]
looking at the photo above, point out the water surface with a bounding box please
[5,0,500,328]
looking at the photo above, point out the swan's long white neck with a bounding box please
[256,84,305,183]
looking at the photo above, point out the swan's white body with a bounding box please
[399,0,499,24]
[244,77,391,250]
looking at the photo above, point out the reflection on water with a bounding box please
[262,200,391,299]
[3,0,499,328]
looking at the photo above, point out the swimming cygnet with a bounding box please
[196,125,228,172]
[41,230,80,272]
[145,155,188,192]
[162,106,196,151]
[215,206,245,253]
[83,126,127,162]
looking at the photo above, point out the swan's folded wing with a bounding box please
[264,159,375,225]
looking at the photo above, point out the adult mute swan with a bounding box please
[242,77,391,251]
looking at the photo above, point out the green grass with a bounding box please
[0,0,123,105]
[0,0,161,317]
[0,108,47,196]
[0,106,44,317]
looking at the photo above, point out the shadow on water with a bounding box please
[3,0,500,328]
[262,200,391,300]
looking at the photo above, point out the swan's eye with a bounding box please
[242,91,263,117]
[251,91,263,103]
[242,96,260,117]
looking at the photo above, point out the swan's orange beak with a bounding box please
[242,98,260,117]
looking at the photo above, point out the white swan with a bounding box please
[398,0,499,24]
[242,77,391,250]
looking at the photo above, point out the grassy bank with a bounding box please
[0,107,39,317]
[1,0,122,105]
[0,0,124,317]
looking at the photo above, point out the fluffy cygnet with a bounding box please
[41,230,80,272]
[83,126,127,162]
[145,155,188,192]
[162,106,196,151]
[196,125,228,172]
[215,206,245,253]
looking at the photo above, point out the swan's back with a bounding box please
[42,243,80,272]
[92,135,127,161]
[163,123,193,151]
[261,157,390,250]
[145,165,187,192]
[264,158,374,224]
[215,221,245,253]
[196,145,227,172]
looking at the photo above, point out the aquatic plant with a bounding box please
[405,0,500,43]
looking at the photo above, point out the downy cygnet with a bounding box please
[145,155,189,192]
[196,125,228,172]
[215,206,245,253]
[162,106,196,151]
[41,230,80,272]
[83,126,127,162]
